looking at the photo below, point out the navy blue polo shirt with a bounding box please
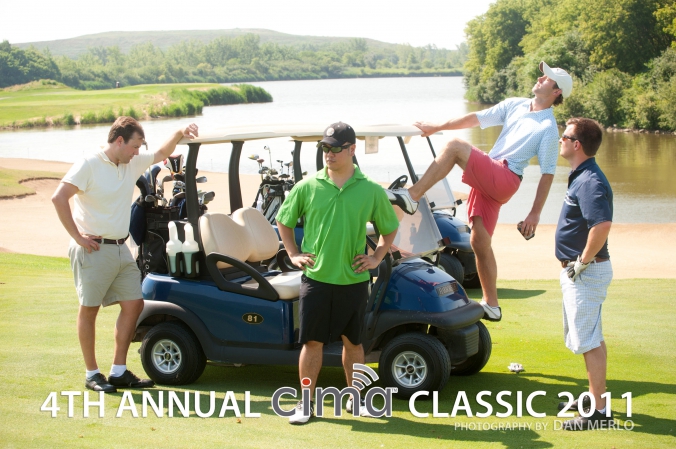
[555,157,613,261]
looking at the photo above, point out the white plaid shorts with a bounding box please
[559,260,613,354]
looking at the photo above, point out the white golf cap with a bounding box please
[539,61,573,98]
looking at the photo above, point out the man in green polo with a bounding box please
[276,121,399,425]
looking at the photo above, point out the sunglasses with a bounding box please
[561,134,579,143]
[318,143,352,153]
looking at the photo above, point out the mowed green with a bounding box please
[0,82,222,126]
[0,253,674,448]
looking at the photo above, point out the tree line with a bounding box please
[1,35,467,91]
[464,0,676,131]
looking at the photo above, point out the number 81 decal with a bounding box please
[242,313,264,324]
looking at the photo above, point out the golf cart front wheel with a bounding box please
[379,333,450,399]
[140,322,206,385]
[451,321,492,376]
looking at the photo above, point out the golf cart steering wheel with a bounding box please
[387,175,408,190]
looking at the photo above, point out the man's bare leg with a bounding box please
[341,335,365,388]
[583,341,607,410]
[299,340,324,400]
[409,138,473,201]
[113,298,144,365]
[342,335,365,412]
[78,305,100,370]
[470,217,499,308]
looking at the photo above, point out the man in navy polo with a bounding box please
[555,117,614,430]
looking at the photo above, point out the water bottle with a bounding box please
[183,223,199,277]
[166,221,183,276]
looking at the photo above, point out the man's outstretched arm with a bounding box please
[414,113,480,137]
[152,123,199,164]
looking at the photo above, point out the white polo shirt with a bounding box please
[63,151,155,239]
[476,97,560,176]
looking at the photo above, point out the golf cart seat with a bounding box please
[199,208,302,300]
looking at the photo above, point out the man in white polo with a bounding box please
[52,117,198,392]
[388,61,572,323]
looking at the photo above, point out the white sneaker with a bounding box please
[346,397,375,417]
[289,400,314,425]
[480,300,502,322]
[385,188,419,215]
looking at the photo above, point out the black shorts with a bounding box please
[299,275,369,346]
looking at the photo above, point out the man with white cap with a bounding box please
[387,61,572,322]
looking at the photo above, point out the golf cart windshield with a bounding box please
[389,197,443,262]
[422,176,458,212]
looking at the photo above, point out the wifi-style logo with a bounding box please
[271,363,397,419]
[351,363,379,391]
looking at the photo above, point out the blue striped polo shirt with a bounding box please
[476,97,560,176]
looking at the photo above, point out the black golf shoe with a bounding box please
[85,373,117,393]
[562,409,615,431]
[108,370,155,388]
[558,395,592,412]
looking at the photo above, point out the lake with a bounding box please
[1,77,674,223]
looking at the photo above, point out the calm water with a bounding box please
[1,77,674,223]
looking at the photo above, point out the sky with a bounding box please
[2,0,496,50]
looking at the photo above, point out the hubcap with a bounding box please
[392,351,428,388]
[151,339,182,374]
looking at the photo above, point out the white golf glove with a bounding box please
[566,255,590,281]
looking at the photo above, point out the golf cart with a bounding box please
[132,124,491,398]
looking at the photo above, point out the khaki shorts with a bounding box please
[68,241,143,307]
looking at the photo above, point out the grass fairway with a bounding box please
[1,253,674,448]
[0,81,228,127]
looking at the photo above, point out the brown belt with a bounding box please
[561,257,608,268]
[93,235,128,245]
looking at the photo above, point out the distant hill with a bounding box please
[14,29,428,58]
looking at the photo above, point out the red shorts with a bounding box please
[462,147,521,236]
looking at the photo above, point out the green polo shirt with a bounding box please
[276,165,399,285]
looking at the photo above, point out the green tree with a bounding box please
[576,0,671,73]
[464,0,530,100]
[0,41,60,88]
[656,2,676,46]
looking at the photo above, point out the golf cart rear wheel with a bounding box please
[438,253,465,284]
[140,322,206,385]
[463,272,482,289]
[451,321,492,376]
[379,333,450,399]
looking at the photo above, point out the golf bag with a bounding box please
[130,196,180,278]
[252,179,290,225]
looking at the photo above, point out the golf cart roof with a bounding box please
[178,123,425,145]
